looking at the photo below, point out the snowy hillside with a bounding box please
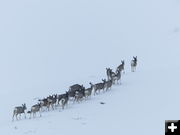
[0,0,180,135]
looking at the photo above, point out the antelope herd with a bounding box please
[12,56,138,121]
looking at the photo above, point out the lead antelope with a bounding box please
[131,56,137,72]
[12,103,27,121]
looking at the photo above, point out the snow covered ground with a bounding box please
[0,0,180,135]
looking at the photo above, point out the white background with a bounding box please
[0,0,180,134]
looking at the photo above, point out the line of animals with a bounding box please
[12,56,137,121]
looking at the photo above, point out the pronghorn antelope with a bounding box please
[106,68,111,81]
[58,92,69,105]
[90,79,106,95]
[28,103,41,119]
[131,56,137,72]
[47,94,57,110]
[110,69,121,84]
[109,69,116,84]
[74,91,83,103]
[74,88,85,103]
[60,92,69,109]
[12,103,27,121]
[116,60,125,74]
[104,79,113,91]
[84,83,93,99]
[38,98,50,111]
